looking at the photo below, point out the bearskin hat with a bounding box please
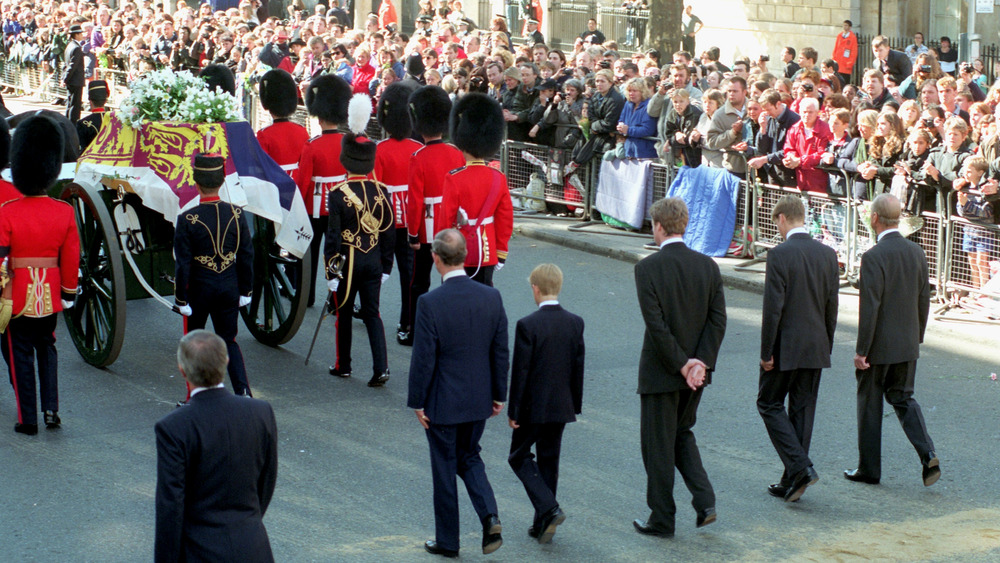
[305,74,352,125]
[0,117,9,170]
[408,85,451,139]
[192,152,226,190]
[377,82,415,140]
[449,93,504,159]
[11,114,65,196]
[199,64,236,96]
[8,110,80,162]
[259,69,298,118]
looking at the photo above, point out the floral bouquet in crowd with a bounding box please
[117,69,240,128]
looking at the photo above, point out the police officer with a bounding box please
[174,153,254,398]
[76,80,109,152]
[0,114,80,435]
[326,94,395,387]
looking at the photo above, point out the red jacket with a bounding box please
[0,196,80,317]
[257,120,309,174]
[784,118,833,193]
[406,140,465,244]
[440,162,513,267]
[0,180,20,204]
[352,62,377,96]
[374,137,423,229]
[294,130,347,218]
[833,31,858,75]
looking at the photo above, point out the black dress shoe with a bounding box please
[537,506,566,543]
[175,399,189,408]
[482,514,502,554]
[632,519,673,538]
[696,507,716,528]
[767,483,789,498]
[844,468,880,484]
[44,410,61,429]
[329,366,351,378]
[527,525,540,539]
[14,423,38,435]
[397,330,413,346]
[784,466,819,502]
[922,452,941,487]
[423,540,458,558]
[368,370,390,387]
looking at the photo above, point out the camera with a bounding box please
[598,60,611,69]
[919,64,931,72]
[922,117,935,128]
[802,82,814,92]
[759,54,769,62]
[960,62,972,73]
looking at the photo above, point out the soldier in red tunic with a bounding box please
[294,74,352,307]
[0,119,20,204]
[0,115,80,435]
[401,85,464,345]
[373,82,422,344]
[256,69,309,176]
[440,93,514,287]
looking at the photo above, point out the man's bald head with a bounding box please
[432,228,468,266]
[871,194,901,227]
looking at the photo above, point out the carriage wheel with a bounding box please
[241,215,311,346]
[60,183,127,367]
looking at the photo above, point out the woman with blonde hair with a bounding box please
[898,99,921,130]
[860,111,905,193]
[616,76,657,158]
[837,108,880,199]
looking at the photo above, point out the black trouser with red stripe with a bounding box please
[408,243,433,333]
[333,250,387,377]
[2,315,59,426]
[393,227,413,331]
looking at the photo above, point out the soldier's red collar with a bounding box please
[200,195,222,202]
[91,108,106,113]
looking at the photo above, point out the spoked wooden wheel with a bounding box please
[241,215,311,346]
[60,183,126,367]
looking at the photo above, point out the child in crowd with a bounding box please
[953,156,998,289]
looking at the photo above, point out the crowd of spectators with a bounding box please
[0,2,996,283]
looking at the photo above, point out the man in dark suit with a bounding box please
[508,263,584,544]
[407,229,509,558]
[63,24,86,123]
[758,196,839,503]
[155,330,278,563]
[871,35,912,86]
[632,197,727,538]
[846,194,940,487]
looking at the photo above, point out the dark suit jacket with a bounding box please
[508,304,585,424]
[634,241,727,394]
[407,274,509,425]
[856,231,930,364]
[876,49,912,87]
[760,232,839,371]
[155,388,278,563]
[752,105,800,186]
[63,40,85,87]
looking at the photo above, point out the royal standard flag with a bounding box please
[75,114,313,258]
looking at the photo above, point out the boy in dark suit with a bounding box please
[155,330,278,563]
[508,263,584,544]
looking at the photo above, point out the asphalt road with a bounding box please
[1,232,999,562]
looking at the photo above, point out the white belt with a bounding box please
[467,216,494,226]
[313,174,346,183]
[424,196,442,205]
[385,184,407,193]
[280,163,298,171]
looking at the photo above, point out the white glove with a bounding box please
[380,273,390,284]
[327,278,340,292]
[61,299,75,310]
[494,261,505,272]
[178,304,193,317]
[238,295,252,308]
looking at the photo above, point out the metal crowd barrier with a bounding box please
[596,5,650,55]
[502,140,590,217]
[935,194,1000,324]
[0,59,67,103]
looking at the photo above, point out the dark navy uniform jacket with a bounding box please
[174,195,253,308]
